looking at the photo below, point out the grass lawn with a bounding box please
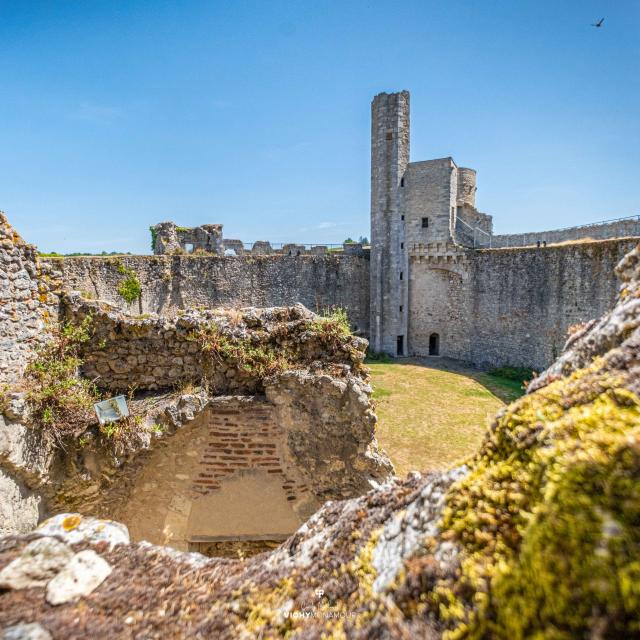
[368,358,525,477]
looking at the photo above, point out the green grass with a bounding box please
[368,359,526,477]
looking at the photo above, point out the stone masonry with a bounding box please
[0,212,61,384]
[370,90,640,367]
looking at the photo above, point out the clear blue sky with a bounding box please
[1,1,638,254]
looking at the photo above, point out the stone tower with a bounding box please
[370,91,410,355]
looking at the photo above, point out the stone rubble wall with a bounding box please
[266,370,389,499]
[0,213,61,385]
[406,238,638,371]
[64,294,366,393]
[467,239,639,371]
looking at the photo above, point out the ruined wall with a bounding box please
[491,217,640,248]
[45,253,370,335]
[112,397,317,553]
[65,296,365,393]
[467,239,638,370]
[0,213,60,384]
[151,222,224,255]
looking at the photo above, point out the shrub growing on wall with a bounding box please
[24,316,100,438]
[116,262,142,306]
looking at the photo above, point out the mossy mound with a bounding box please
[436,359,640,638]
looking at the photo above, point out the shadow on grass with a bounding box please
[365,355,527,404]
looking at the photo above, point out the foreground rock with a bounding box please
[0,538,72,590]
[1,246,639,637]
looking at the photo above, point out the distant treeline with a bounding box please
[39,251,133,257]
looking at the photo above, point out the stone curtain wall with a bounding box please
[467,239,638,371]
[45,253,370,336]
[406,238,637,372]
[0,213,60,384]
[491,217,640,248]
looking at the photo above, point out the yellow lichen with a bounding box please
[433,358,640,638]
[62,514,82,531]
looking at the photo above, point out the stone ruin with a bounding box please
[0,212,393,556]
[0,234,638,638]
[150,222,224,255]
[150,220,364,256]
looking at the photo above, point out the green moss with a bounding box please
[0,384,10,415]
[149,226,157,252]
[434,361,640,638]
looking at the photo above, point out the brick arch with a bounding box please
[112,397,318,555]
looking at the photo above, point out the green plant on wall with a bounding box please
[25,315,100,438]
[310,307,351,348]
[189,323,293,379]
[116,262,142,305]
[149,226,157,253]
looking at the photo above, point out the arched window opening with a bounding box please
[429,333,440,356]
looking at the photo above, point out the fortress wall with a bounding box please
[468,238,638,371]
[491,218,640,248]
[44,253,370,335]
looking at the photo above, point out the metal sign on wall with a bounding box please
[94,395,129,425]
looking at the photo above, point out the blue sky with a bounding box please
[1,1,638,254]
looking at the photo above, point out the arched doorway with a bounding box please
[429,333,440,356]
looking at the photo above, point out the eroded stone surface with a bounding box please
[45,550,112,605]
[1,623,52,640]
[0,537,72,590]
[35,515,130,549]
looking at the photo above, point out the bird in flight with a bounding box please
[591,18,605,28]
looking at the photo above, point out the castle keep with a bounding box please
[370,90,640,365]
